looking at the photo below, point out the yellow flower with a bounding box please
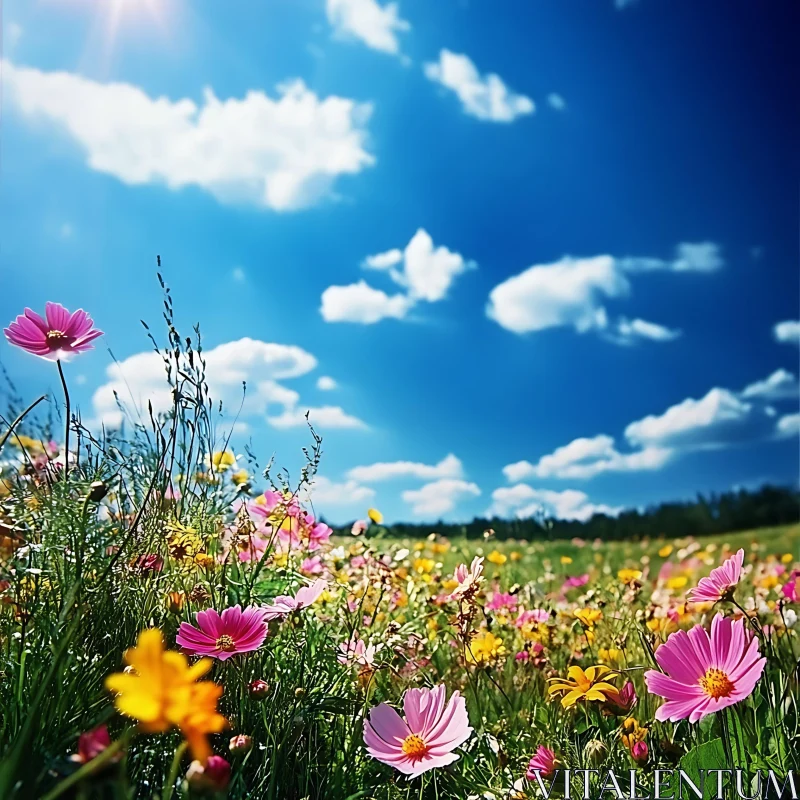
[621,717,648,749]
[167,526,204,562]
[105,629,227,762]
[617,569,642,585]
[194,553,214,569]
[230,469,249,486]
[598,647,623,665]
[666,576,688,590]
[560,556,573,565]
[441,578,459,592]
[781,553,793,564]
[367,508,383,524]
[431,542,450,555]
[548,666,618,708]
[758,575,779,590]
[210,450,236,472]
[413,558,435,574]
[465,631,506,665]
[510,551,522,562]
[658,545,673,558]
[574,608,602,629]
[166,592,186,614]
[487,550,507,565]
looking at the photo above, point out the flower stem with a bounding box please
[40,730,131,800]
[162,741,188,800]
[56,360,70,479]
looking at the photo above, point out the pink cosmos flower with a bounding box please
[486,591,518,612]
[351,520,368,536]
[4,303,102,361]
[301,556,324,575]
[526,746,559,780]
[781,570,800,603]
[262,579,327,621]
[176,605,268,661]
[687,549,745,604]
[563,574,590,590]
[338,634,377,667]
[186,755,231,792]
[447,557,484,601]
[364,684,472,778]
[644,614,766,722]
[515,609,549,628]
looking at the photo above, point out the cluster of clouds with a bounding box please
[90,337,366,432]
[325,1,541,124]
[321,229,474,323]
[323,240,727,344]
[310,453,480,517]
[487,242,722,344]
[505,371,799,484]
[3,60,375,212]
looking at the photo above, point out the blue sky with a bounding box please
[1,0,798,524]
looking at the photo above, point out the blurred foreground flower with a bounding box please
[644,614,765,722]
[4,302,102,360]
[105,629,227,762]
[71,725,121,765]
[364,684,472,778]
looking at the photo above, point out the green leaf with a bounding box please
[679,738,728,800]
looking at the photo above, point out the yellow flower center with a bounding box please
[700,668,734,699]
[215,635,236,652]
[401,734,427,758]
[46,330,69,346]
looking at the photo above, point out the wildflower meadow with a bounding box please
[0,299,798,800]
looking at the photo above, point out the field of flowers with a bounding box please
[1,302,799,799]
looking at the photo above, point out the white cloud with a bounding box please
[4,60,374,211]
[741,369,799,401]
[487,244,721,340]
[424,50,534,123]
[320,280,412,324]
[322,229,473,324]
[90,338,366,431]
[547,93,566,111]
[774,320,800,346]
[316,375,338,391]
[363,248,403,270]
[611,317,681,344]
[232,267,246,282]
[396,228,473,302]
[307,476,375,505]
[487,255,628,335]
[348,453,463,482]
[325,0,410,56]
[777,413,800,438]
[402,478,480,516]
[504,435,672,482]
[267,405,367,430]
[619,242,724,273]
[624,388,768,450]
[488,484,622,522]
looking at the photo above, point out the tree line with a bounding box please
[331,485,800,542]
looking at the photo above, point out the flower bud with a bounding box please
[249,679,269,699]
[229,734,253,755]
[186,755,231,792]
[583,739,607,765]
